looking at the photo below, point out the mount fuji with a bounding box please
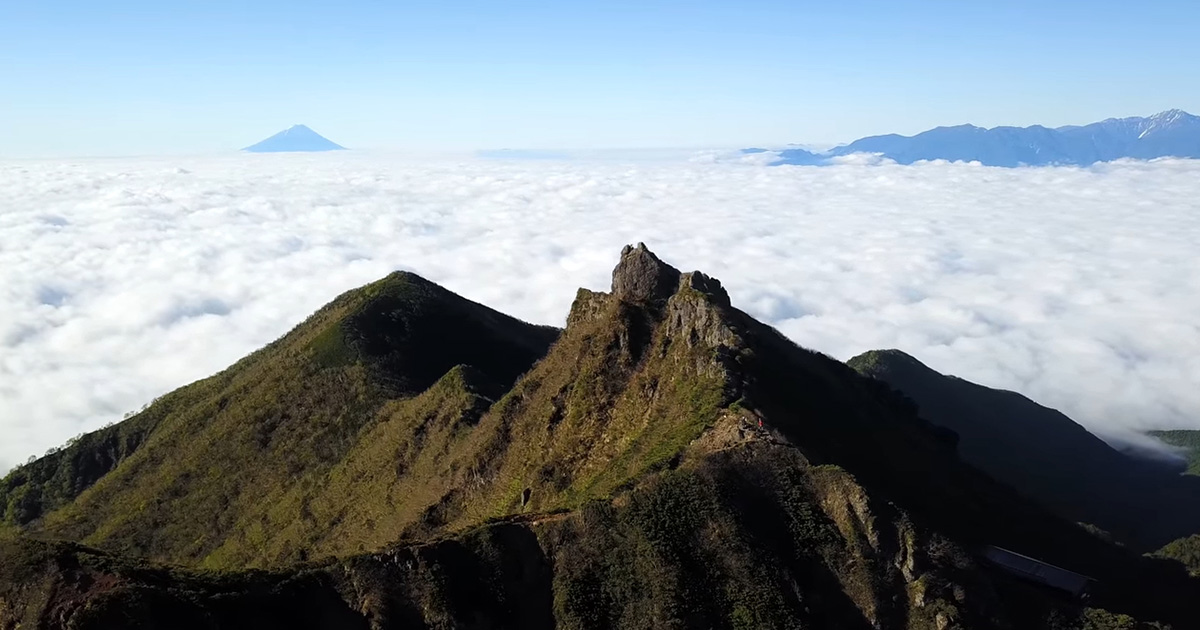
[242,125,346,153]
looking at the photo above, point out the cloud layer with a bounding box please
[2,153,1199,471]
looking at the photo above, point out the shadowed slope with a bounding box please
[847,349,1200,550]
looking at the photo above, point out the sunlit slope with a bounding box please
[1,272,558,567]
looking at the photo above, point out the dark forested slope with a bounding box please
[848,349,1200,551]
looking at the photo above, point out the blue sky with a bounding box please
[2,0,1198,157]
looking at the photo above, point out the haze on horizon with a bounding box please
[3,0,1200,158]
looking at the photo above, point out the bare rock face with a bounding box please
[611,243,681,304]
[665,284,737,352]
[678,270,731,307]
[610,243,732,311]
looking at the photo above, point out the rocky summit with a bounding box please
[2,245,1199,630]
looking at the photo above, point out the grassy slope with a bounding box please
[102,277,735,568]
[242,277,737,564]
[2,272,557,568]
[0,442,1174,630]
[1,260,737,569]
[847,350,1200,551]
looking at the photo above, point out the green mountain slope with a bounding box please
[1147,430,1200,476]
[1,271,558,567]
[1145,431,1200,577]
[1154,534,1200,576]
[848,349,1200,551]
[2,245,1198,629]
[1,448,1183,630]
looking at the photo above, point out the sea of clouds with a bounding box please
[2,152,1199,471]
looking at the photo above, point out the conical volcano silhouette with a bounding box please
[243,125,346,152]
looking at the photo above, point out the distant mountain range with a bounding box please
[243,125,346,153]
[755,109,1200,167]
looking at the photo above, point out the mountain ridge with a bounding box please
[3,244,1200,628]
[763,109,1200,166]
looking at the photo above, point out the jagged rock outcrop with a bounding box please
[611,243,681,304]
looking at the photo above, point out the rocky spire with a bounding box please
[611,243,682,304]
[679,270,731,307]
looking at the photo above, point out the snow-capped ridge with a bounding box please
[765,109,1200,167]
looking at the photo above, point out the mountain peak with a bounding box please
[610,243,732,308]
[242,125,346,153]
[1148,108,1197,125]
[848,348,929,375]
[611,243,682,303]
